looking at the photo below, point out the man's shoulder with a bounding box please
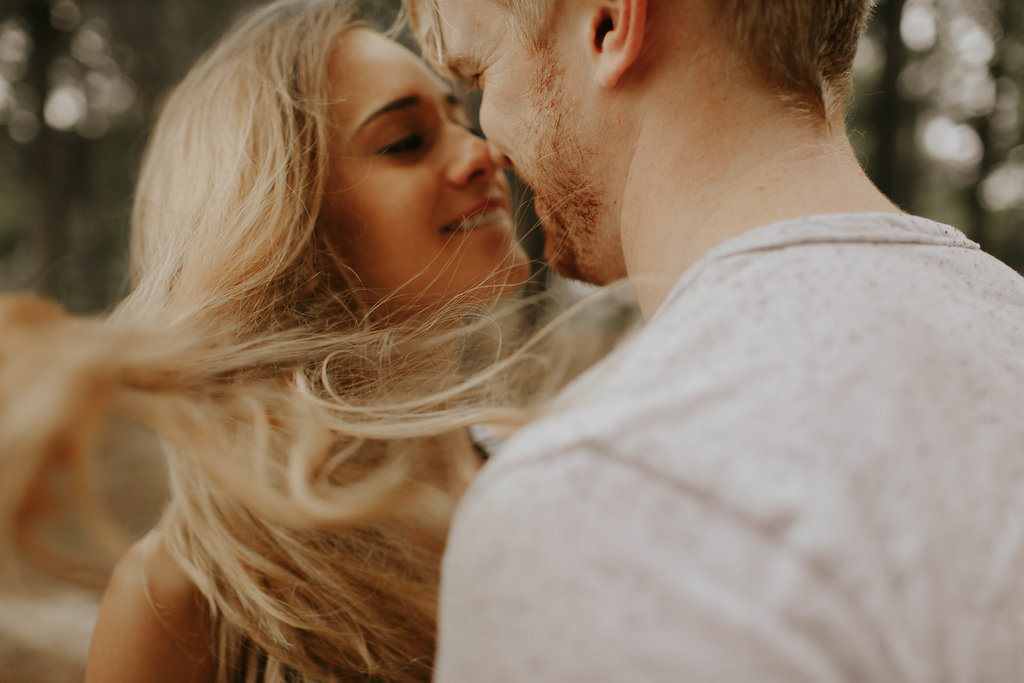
[483,211,1024,482]
[438,213,1024,682]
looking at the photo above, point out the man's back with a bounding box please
[437,213,1024,682]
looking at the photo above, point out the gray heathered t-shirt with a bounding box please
[436,213,1024,682]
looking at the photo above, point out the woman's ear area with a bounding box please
[588,0,648,89]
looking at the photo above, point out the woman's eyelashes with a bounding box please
[377,133,426,156]
[375,122,484,158]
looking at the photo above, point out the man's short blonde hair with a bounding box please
[718,0,877,118]
[405,0,875,117]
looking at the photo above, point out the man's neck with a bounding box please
[618,89,900,318]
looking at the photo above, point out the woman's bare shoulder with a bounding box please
[85,530,214,683]
[124,531,199,605]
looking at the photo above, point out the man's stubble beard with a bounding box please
[523,55,626,285]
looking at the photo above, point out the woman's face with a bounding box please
[324,30,529,311]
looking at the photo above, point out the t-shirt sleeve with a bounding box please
[434,449,874,683]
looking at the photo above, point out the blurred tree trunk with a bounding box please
[19,0,70,297]
[969,91,994,251]
[871,0,917,211]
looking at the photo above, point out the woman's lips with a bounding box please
[441,207,509,233]
[441,195,510,234]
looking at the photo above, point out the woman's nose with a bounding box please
[447,127,506,186]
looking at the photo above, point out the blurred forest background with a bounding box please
[0,0,1022,314]
[0,0,1021,679]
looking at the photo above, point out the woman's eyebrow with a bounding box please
[356,95,421,132]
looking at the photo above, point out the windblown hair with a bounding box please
[0,0,615,680]
[405,0,876,118]
[120,0,360,337]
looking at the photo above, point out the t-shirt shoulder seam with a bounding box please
[662,233,980,312]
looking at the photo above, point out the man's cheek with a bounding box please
[483,92,520,137]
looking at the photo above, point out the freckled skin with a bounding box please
[518,59,621,285]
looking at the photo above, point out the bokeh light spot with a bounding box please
[44,84,87,130]
[50,0,82,33]
[918,114,983,170]
[902,2,938,52]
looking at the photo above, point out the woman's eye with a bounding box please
[377,134,425,156]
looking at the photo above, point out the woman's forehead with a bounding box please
[328,29,451,128]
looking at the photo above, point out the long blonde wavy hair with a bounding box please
[0,0,620,680]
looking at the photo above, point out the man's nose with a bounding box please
[477,99,513,169]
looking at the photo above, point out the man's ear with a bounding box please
[589,0,648,89]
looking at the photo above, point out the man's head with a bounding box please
[409,0,875,116]
[405,0,876,284]
[408,0,630,283]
